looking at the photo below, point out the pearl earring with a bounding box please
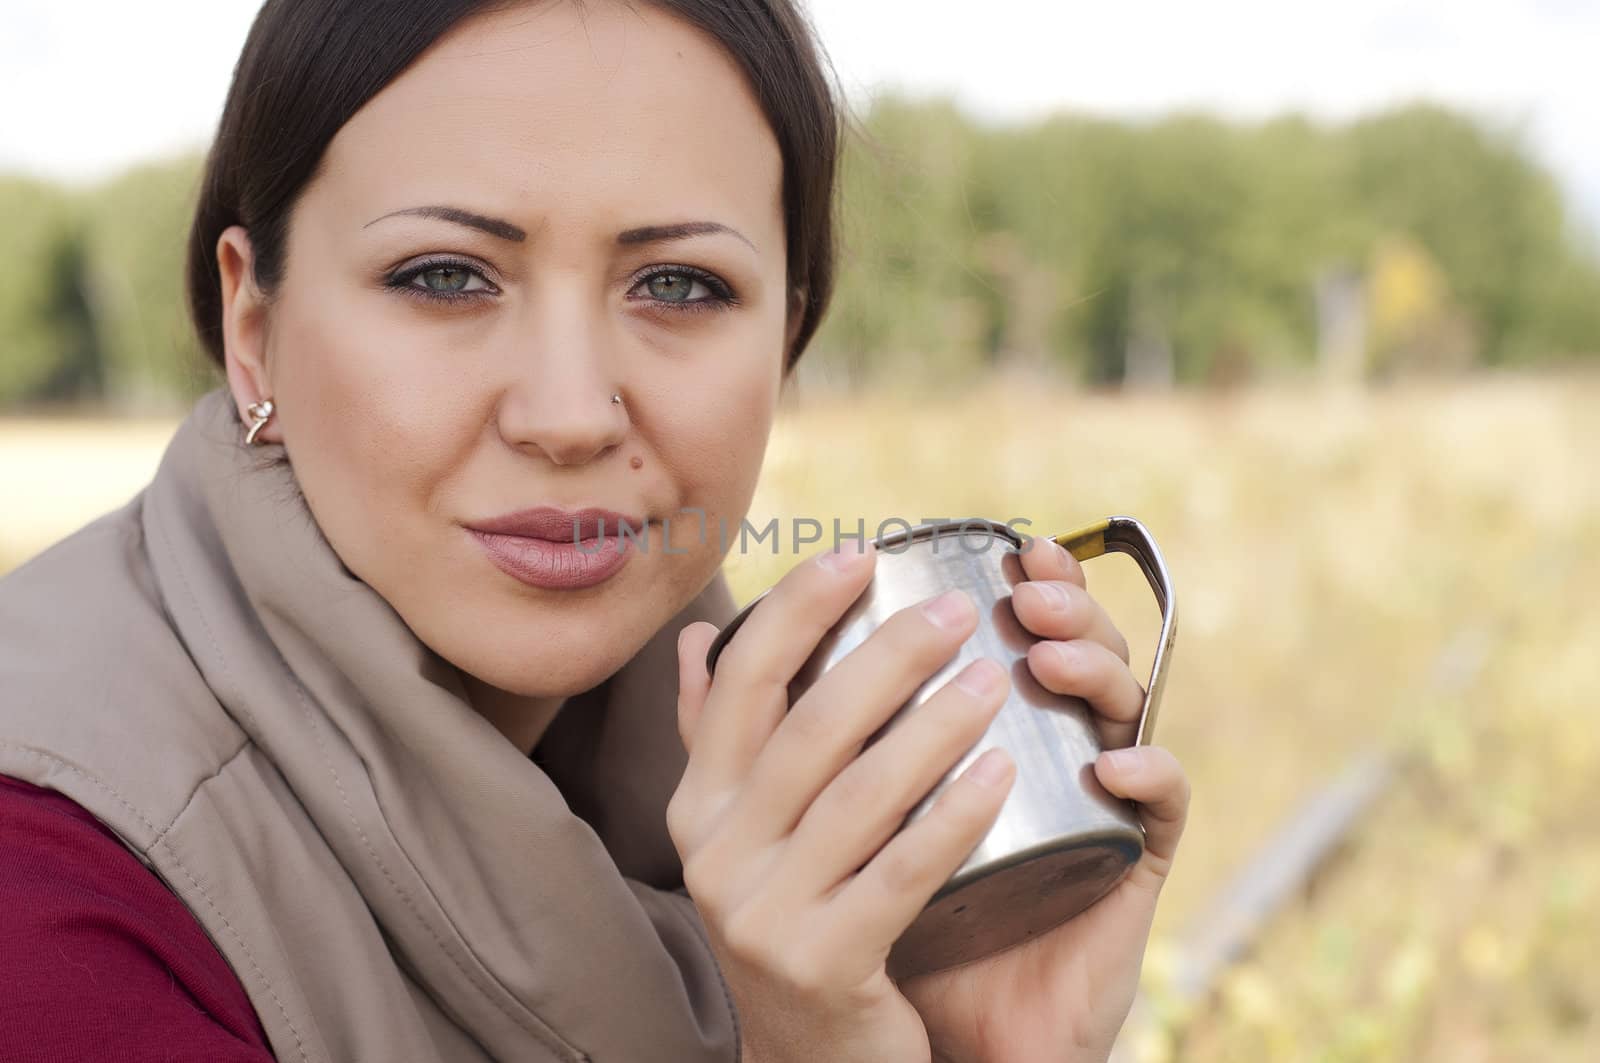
[244,399,275,446]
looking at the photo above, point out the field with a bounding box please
[3,369,1596,1060]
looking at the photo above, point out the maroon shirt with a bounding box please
[0,773,275,1061]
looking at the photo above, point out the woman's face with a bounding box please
[217,0,791,716]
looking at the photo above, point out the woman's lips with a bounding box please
[467,528,636,590]
[467,505,645,541]
[463,505,646,590]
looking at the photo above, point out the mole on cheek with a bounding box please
[630,456,643,470]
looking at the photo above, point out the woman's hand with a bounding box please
[896,536,1191,1063]
[668,540,1018,1063]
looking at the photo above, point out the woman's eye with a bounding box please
[385,259,496,305]
[414,265,490,295]
[644,272,706,302]
[630,267,736,313]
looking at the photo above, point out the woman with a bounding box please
[0,0,1190,1060]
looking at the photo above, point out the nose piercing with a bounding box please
[611,393,623,406]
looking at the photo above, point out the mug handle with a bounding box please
[1050,516,1178,747]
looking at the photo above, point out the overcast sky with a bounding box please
[3,0,1596,231]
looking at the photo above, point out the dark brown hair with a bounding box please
[185,0,842,374]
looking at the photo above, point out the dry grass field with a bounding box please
[3,368,1596,1060]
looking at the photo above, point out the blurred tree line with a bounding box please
[2,155,216,411]
[817,97,1600,391]
[3,98,1598,409]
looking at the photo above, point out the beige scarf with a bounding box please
[0,388,742,1061]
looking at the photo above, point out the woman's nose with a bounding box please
[494,313,629,467]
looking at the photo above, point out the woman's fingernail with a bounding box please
[1029,582,1070,612]
[819,541,868,572]
[1105,747,1140,773]
[955,658,1001,696]
[1049,641,1081,670]
[967,748,1013,787]
[922,588,973,629]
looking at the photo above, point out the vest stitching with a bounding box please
[149,483,581,1061]
[147,736,252,851]
[0,743,309,1063]
[156,837,310,1063]
[0,742,159,833]
[148,507,263,738]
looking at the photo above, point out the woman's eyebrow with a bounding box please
[618,221,757,254]
[364,205,526,242]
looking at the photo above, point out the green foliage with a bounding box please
[80,153,216,407]
[1343,105,1578,366]
[0,178,99,406]
[809,98,1600,387]
[824,95,998,387]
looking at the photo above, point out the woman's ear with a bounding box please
[215,225,282,444]
[783,285,808,362]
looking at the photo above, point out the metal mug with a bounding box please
[704,515,1178,979]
